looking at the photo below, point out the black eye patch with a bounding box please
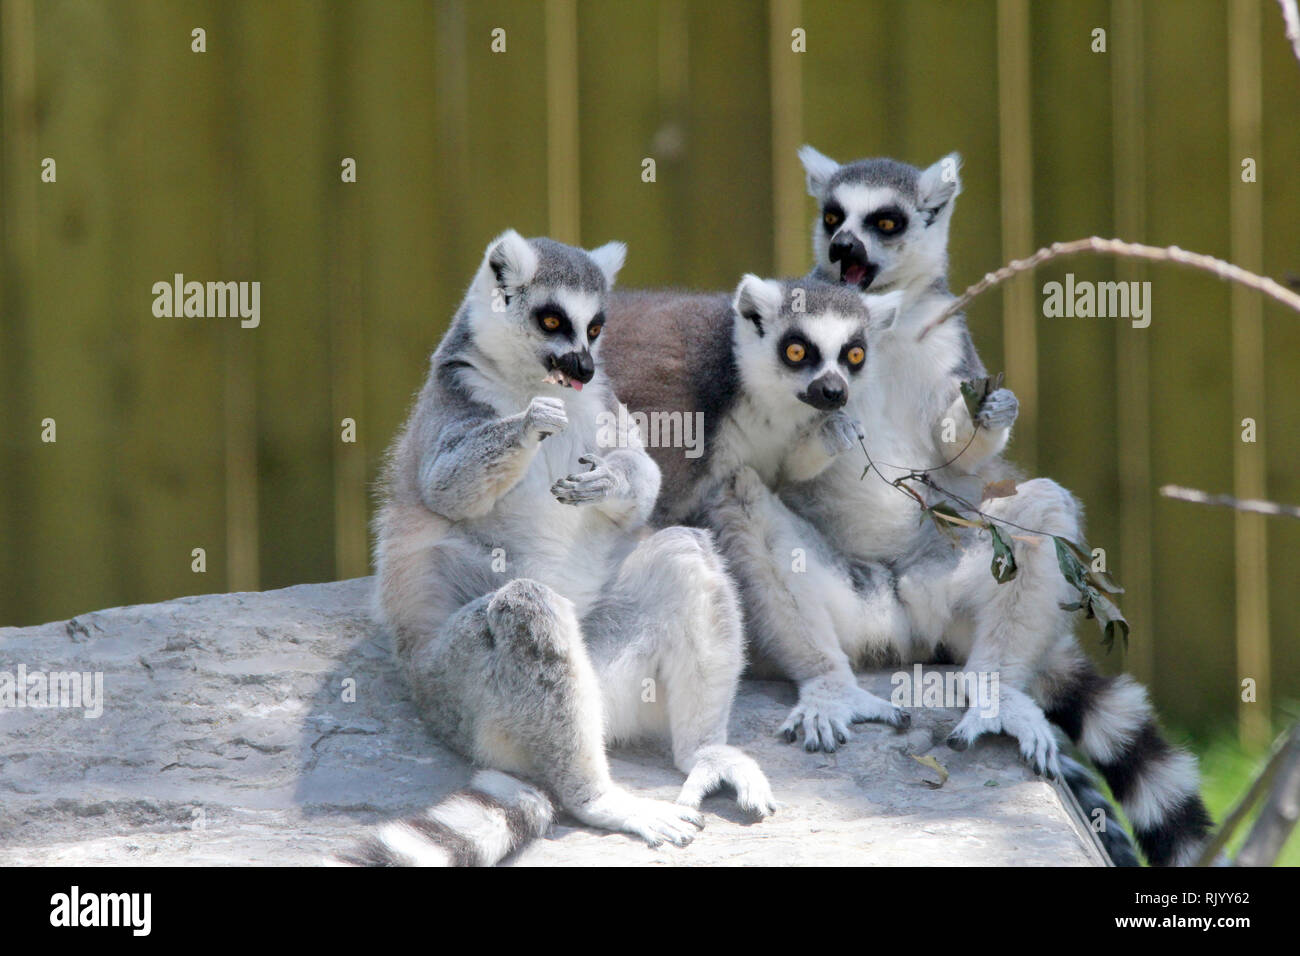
[839,337,868,373]
[532,303,574,338]
[867,207,908,237]
[778,332,819,369]
[822,201,846,234]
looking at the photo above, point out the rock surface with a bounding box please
[0,579,1105,866]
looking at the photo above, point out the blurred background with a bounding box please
[1,0,1298,857]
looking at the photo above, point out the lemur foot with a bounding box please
[677,744,777,818]
[571,787,704,848]
[974,387,1019,431]
[945,685,1060,778]
[779,673,910,753]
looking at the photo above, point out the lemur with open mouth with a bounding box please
[787,146,1210,866]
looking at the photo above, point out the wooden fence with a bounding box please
[2,0,1298,739]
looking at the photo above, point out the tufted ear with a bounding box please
[797,144,840,199]
[732,274,784,338]
[862,289,905,332]
[587,241,627,289]
[917,152,962,224]
[481,229,538,300]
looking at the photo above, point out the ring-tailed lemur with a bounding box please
[356,231,775,867]
[602,277,914,750]
[784,146,1210,866]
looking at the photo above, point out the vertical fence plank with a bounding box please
[546,0,580,245]
[769,0,803,278]
[1262,0,1300,721]
[0,0,40,623]
[1111,0,1155,687]
[326,1,369,581]
[573,0,669,284]
[1228,0,1270,748]
[996,0,1037,473]
[1146,0,1235,732]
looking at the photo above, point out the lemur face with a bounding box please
[470,231,625,392]
[798,146,961,293]
[731,276,873,413]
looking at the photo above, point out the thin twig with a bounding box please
[1280,0,1300,68]
[917,237,1300,341]
[1160,485,1300,520]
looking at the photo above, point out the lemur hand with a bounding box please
[819,410,865,457]
[551,454,624,505]
[524,396,568,442]
[975,387,1019,431]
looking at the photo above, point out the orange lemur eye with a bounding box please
[823,211,840,228]
[876,218,896,232]
[785,342,806,362]
[847,346,865,365]
[541,314,562,331]
[587,323,602,340]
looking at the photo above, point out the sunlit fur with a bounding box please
[359,231,774,866]
[783,147,1212,865]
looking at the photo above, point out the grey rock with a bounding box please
[0,579,1105,866]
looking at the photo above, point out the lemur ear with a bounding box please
[917,152,962,224]
[483,229,538,297]
[732,274,783,337]
[863,289,905,332]
[587,241,627,289]
[797,144,839,199]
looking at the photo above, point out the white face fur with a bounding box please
[798,146,961,295]
[466,230,625,395]
[730,275,885,417]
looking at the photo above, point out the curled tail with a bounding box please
[341,769,554,867]
[1059,754,1140,866]
[1045,660,1212,866]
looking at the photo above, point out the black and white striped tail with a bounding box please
[341,769,555,867]
[1046,661,1212,866]
[1059,754,1140,866]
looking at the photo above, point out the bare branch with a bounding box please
[1195,724,1297,866]
[1236,722,1300,867]
[1280,0,1300,68]
[916,237,1300,341]
[1160,485,1300,520]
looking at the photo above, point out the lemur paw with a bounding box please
[779,674,910,753]
[974,387,1019,431]
[574,788,704,848]
[945,685,1060,778]
[551,454,619,505]
[525,395,569,441]
[820,410,865,457]
[677,745,777,818]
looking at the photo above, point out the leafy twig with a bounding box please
[916,237,1300,341]
[1160,484,1300,520]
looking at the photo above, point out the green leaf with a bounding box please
[1053,536,1090,592]
[989,523,1018,583]
[1090,590,1131,652]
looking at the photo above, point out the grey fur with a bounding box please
[363,231,775,867]
[603,275,914,750]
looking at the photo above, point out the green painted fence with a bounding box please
[2,0,1298,739]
